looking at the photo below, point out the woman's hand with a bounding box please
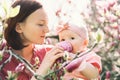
[36,46,64,76]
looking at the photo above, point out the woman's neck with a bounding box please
[12,44,34,62]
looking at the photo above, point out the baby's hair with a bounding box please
[68,22,89,41]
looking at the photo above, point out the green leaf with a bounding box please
[6,71,18,80]
[96,32,101,42]
[1,0,11,18]
[95,29,104,43]
[1,0,20,19]
[0,52,3,61]
[9,5,20,18]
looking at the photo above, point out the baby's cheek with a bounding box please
[71,47,78,53]
[74,45,84,53]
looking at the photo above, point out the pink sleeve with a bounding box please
[85,52,102,73]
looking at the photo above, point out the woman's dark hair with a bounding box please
[4,0,42,50]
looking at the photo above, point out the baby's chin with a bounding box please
[72,49,79,53]
[71,50,77,54]
[72,50,83,54]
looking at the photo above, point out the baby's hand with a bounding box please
[65,57,83,72]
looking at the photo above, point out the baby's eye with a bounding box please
[61,39,65,41]
[71,37,75,40]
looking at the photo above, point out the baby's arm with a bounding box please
[76,60,99,79]
[65,52,101,79]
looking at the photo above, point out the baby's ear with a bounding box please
[83,39,88,46]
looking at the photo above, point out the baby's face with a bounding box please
[59,29,84,53]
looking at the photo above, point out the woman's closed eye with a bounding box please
[38,23,45,26]
[38,20,47,26]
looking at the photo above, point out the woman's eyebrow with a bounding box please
[39,20,44,23]
[38,20,47,24]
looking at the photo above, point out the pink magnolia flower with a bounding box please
[15,63,25,72]
[97,17,106,23]
[107,0,116,8]
[105,12,118,22]
[105,71,110,79]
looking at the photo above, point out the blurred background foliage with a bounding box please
[83,0,120,79]
[0,0,120,80]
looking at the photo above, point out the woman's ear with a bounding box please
[15,23,23,33]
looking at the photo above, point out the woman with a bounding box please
[0,0,64,80]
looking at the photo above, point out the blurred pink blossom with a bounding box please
[105,71,110,80]
[15,63,25,72]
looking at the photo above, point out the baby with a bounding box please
[56,22,102,80]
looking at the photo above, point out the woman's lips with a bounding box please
[40,36,45,39]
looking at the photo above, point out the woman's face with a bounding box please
[17,8,49,45]
[59,29,84,53]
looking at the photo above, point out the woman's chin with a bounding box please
[33,41,44,45]
[36,42,43,45]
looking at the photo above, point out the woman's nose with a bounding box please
[44,26,49,33]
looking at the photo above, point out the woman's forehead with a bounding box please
[26,8,48,22]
